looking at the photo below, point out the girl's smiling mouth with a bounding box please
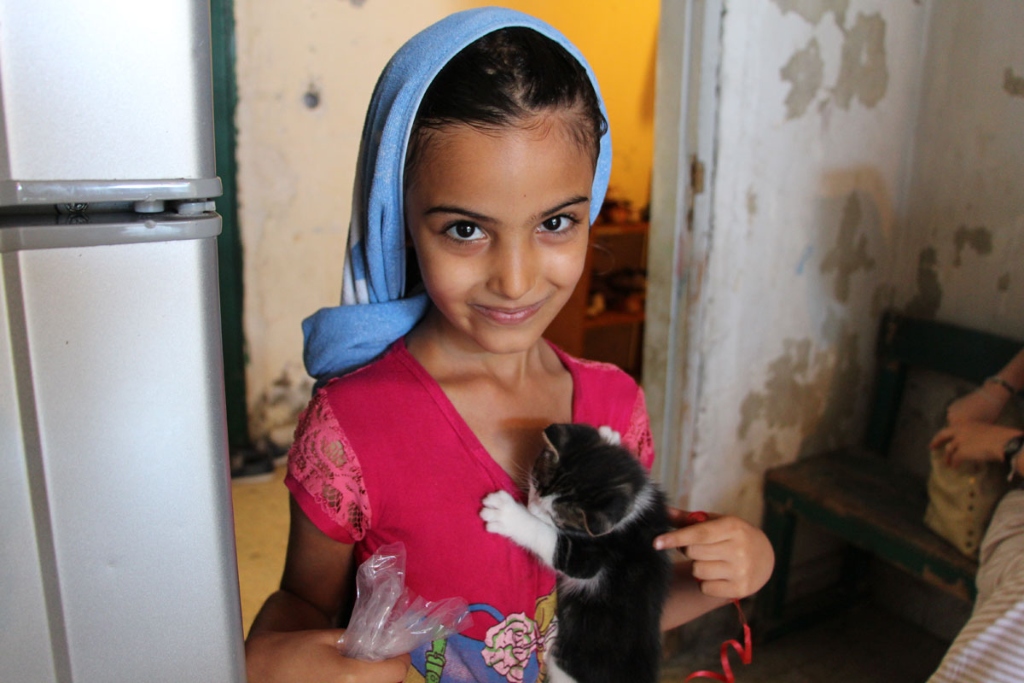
[471,300,546,324]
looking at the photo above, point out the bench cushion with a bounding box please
[764,448,979,601]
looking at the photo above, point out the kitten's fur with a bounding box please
[480,423,671,683]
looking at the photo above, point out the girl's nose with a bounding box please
[488,241,537,301]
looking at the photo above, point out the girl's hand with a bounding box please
[654,508,774,600]
[245,628,410,683]
[945,387,1006,425]
[930,421,1023,467]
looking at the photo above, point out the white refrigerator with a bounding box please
[0,1,246,681]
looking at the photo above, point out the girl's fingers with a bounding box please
[654,521,700,550]
[681,538,737,562]
[930,428,952,450]
[655,516,746,550]
[655,524,720,550]
[690,558,731,582]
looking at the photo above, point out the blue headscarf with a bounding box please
[302,7,612,384]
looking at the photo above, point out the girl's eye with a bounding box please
[445,222,484,241]
[539,215,577,233]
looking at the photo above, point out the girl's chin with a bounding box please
[422,303,562,355]
[456,317,557,356]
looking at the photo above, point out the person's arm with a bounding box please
[244,498,409,683]
[946,348,1024,425]
[660,561,731,630]
[655,508,775,630]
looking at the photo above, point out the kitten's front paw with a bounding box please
[598,425,621,446]
[480,490,520,537]
[481,490,557,566]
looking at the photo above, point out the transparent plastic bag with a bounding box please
[337,542,472,661]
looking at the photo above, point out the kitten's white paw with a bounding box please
[481,490,558,567]
[480,490,519,536]
[598,425,621,446]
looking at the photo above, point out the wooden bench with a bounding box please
[755,310,1022,640]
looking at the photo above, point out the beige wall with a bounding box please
[234,0,658,444]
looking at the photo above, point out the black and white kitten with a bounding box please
[480,423,671,683]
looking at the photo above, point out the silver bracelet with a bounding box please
[986,376,1019,395]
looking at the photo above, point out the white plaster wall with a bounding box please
[680,0,933,521]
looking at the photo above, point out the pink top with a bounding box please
[285,339,654,682]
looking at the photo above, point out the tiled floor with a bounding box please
[231,465,951,680]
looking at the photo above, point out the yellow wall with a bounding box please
[468,1,660,215]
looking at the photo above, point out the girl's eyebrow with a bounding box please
[536,195,590,221]
[422,195,590,223]
[423,204,492,222]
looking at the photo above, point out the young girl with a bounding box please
[245,8,773,683]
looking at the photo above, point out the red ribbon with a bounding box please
[679,511,754,683]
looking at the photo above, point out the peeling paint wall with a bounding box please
[895,1,1024,338]
[234,0,659,446]
[663,0,1023,631]
[676,0,932,522]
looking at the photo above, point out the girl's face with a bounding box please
[405,113,595,357]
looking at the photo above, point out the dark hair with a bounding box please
[405,26,607,183]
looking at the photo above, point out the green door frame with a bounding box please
[210,0,249,451]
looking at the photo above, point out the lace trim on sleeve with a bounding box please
[623,387,656,471]
[287,390,370,540]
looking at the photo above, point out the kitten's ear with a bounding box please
[541,427,559,461]
[581,509,615,537]
[543,423,573,454]
[583,483,638,536]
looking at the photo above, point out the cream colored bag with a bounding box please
[925,451,1009,558]
[924,403,1021,558]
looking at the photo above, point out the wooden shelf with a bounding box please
[545,221,649,378]
[584,310,645,329]
[592,221,649,237]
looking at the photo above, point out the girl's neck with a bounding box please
[406,308,556,386]
[406,307,574,483]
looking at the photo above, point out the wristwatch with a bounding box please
[1005,434,1024,483]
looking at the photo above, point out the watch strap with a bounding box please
[1005,434,1024,483]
